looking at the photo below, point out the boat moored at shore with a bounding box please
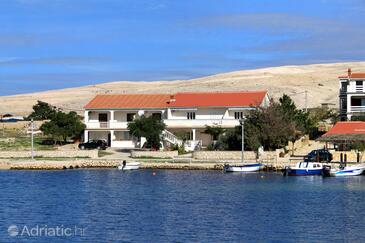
[118,161,141,171]
[224,163,263,172]
[283,162,323,176]
[323,164,365,177]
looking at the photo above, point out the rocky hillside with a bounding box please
[1,62,365,115]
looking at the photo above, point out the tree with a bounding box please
[204,125,225,141]
[127,115,166,150]
[28,101,58,120]
[217,95,311,151]
[40,111,85,143]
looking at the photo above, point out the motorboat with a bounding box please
[283,162,323,176]
[118,161,140,171]
[224,163,263,172]
[323,164,365,177]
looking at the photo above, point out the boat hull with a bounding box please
[224,164,262,172]
[118,162,141,171]
[330,168,365,177]
[286,168,323,176]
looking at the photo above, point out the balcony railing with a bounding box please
[350,106,365,112]
[164,119,240,128]
[86,119,241,129]
[86,121,128,129]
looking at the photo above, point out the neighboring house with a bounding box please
[318,121,365,162]
[83,91,270,151]
[339,68,365,120]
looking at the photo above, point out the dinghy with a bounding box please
[323,164,365,177]
[118,161,140,171]
[224,163,263,172]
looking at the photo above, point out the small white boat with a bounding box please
[224,163,263,172]
[118,161,140,171]
[323,165,365,177]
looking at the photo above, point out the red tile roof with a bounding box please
[323,122,365,136]
[84,94,171,109]
[84,91,268,109]
[338,73,365,79]
[168,91,267,108]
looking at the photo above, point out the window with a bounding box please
[356,81,363,86]
[115,131,132,141]
[127,113,136,122]
[98,113,108,122]
[187,112,196,119]
[234,112,244,120]
[152,113,162,120]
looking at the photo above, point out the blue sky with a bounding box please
[1,0,365,96]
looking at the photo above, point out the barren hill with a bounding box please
[1,62,365,116]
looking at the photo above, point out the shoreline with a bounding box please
[0,158,350,171]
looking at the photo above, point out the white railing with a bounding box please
[356,86,364,92]
[86,121,128,129]
[163,119,240,128]
[350,106,365,112]
[86,119,240,129]
[161,130,182,146]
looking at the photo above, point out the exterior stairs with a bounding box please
[161,130,183,146]
[161,130,202,151]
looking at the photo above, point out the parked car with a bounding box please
[79,140,107,150]
[304,149,333,162]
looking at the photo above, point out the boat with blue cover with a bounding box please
[283,162,323,176]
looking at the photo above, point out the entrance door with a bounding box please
[107,133,111,147]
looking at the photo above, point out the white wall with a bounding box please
[89,131,109,141]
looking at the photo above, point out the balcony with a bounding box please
[86,119,241,129]
[350,106,365,113]
[163,119,240,128]
[86,121,129,129]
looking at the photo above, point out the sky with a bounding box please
[1,0,365,96]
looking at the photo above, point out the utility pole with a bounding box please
[31,119,34,160]
[305,90,308,112]
[241,119,244,164]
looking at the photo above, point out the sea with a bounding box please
[0,169,364,242]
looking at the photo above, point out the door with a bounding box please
[107,133,111,147]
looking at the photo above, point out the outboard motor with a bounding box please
[322,165,331,177]
[283,166,290,176]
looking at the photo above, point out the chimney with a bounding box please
[169,95,176,103]
[348,68,352,77]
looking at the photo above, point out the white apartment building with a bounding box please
[339,68,365,120]
[83,91,270,151]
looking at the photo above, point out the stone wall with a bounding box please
[0,150,98,159]
[131,151,178,158]
[193,151,279,161]
[331,150,365,163]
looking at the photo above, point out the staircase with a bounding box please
[161,130,202,151]
[161,130,182,146]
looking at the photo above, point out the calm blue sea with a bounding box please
[0,169,364,242]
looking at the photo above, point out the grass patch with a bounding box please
[8,156,90,161]
[98,151,114,157]
[132,156,172,159]
[0,128,56,151]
